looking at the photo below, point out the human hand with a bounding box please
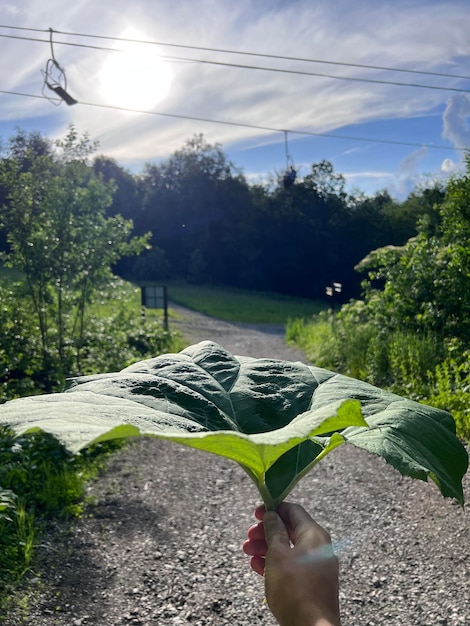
[243,502,341,626]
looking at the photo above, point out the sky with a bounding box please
[0,0,469,199]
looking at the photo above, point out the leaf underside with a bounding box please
[0,341,467,507]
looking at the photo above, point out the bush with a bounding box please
[75,312,183,375]
[0,282,49,401]
[287,306,379,380]
[0,277,183,401]
[427,348,470,442]
[0,276,183,599]
[287,313,340,370]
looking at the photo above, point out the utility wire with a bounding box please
[0,88,464,153]
[0,32,117,52]
[1,23,469,81]
[131,54,470,94]
[0,32,466,95]
[0,29,469,94]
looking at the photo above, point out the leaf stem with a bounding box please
[257,480,277,511]
[238,465,278,511]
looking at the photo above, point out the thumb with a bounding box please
[263,510,290,549]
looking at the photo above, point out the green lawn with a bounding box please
[0,266,326,326]
[166,283,326,325]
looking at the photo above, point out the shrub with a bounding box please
[286,311,469,442]
[427,349,470,442]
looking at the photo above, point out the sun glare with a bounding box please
[99,28,173,111]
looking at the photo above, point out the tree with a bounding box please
[137,134,247,283]
[0,128,149,384]
[356,154,470,341]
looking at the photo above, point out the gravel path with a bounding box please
[4,306,469,626]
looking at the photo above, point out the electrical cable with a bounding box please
[0,32,117,52]
[0,28,468,94]
[0,87,464,153]
[1,23,469,81]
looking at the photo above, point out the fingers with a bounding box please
[246,503,332,569]
[243,522,267,557]
[242,538,267,557]
[249,555,266,576]
[277,502,332,549]
[262,510,291,550]
[247,521,265,541]
[254,504,266,521]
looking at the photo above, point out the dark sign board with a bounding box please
[141,285,167,309]
[141,285,168,329]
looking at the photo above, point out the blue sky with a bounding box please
[0,0,469,198]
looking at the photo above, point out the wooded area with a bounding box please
[92,133,445,301]
[1,128,447,304]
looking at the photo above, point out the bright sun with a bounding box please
[99,28,173,111]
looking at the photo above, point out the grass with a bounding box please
[0,263,325,326]
[0,429,125,611]
[165,282,327,325]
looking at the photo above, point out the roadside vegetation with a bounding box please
[0,129,182,608]
[287,154,470,444]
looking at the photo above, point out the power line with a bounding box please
[0,88,464,153]
[139,54,470,94]
[0,27,469,94]
[0,32,116,52]
[2,24,469,82]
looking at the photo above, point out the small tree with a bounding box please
[356,153,470,341]
[0,128,149,384]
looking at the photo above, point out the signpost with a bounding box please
[326,281,342,313]
[141,285,168,330]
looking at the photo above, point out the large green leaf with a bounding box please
[0,341,467,508]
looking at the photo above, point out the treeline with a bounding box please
[91,133,445,301]
[0,129,446,302]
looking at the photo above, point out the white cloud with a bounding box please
[442,94,470,150]
[344,147,430,199]
[441,157,459,173]
[1,3,21,15]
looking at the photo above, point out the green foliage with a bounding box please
[286,307,377,380]
[0,280,48,399]
[3,130,440,302]
[0,423,124,590]
[0,276,183,401]
[285,158,470,443]
[1,342,467,510]
[286,313,341,369]
[126,135,432,300]
[287,304,470,441]
[427,347,470,442]
[357,154,470,341]
[0,127,150,384]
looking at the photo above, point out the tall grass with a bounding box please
[286,312,377,379]
[286,313,470,442]
[0,425,125,613]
